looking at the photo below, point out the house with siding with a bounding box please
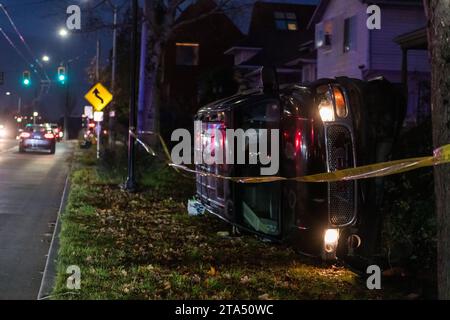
[225,1,317,88]
[308,0,430,125]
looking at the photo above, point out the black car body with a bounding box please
[19,124,57,154]
[195,76,405,260]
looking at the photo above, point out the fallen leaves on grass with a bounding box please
[53,152,400,300]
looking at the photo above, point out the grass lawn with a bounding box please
[52,147,402,300]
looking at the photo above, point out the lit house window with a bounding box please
[343,16,357,52]
[274,12,298,31]
[176,42,199,66]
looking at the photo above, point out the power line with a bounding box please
[0,27,37,73]
[0,3,50,82]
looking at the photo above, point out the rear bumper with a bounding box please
[20,139,54,150]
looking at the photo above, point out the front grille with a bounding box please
[326,125,356,226]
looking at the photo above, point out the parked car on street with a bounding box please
[44,123,63,142]
[19,124,57,154]
[195,73,405,261]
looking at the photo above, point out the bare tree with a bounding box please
[423,0,450,300]
[138,0,249,135]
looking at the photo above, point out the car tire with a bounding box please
[50,145,56,154]
[19,146,25,153]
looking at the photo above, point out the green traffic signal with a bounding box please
[58,66,66,84]
[22,71,31,87]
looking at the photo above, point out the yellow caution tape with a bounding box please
[132,130,450,184]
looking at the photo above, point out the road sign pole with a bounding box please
[96,122,101,160]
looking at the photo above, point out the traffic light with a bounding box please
[22,71,31,87]
[58,66,66,84]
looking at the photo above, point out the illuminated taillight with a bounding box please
[333,87,348,118]
[20,132,31,139]
[295,130,302,152]
[44,133,55,139]
[59,131,64,138]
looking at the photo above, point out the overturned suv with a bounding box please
[195,73,405,261]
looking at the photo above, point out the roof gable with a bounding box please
[308,0,423,28]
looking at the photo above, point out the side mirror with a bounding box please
[261,67,279,95]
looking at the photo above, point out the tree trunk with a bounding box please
[424,0,450,300]
[137,37,162,134]
[138,1,161,135]
[138,0,172,141]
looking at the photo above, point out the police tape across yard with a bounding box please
[131,130,450,184]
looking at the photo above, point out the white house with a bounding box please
[309,0,430,125]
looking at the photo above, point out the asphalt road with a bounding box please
[0,139,72,300]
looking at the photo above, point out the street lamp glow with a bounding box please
[5,92,11,96]
[42,55,50,62]
[33,112,39,117]
[58,28,69,38]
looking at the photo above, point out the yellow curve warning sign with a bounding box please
[84,83,113,112]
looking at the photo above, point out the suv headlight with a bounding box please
[318,101,335,122]
[324,229,339,253]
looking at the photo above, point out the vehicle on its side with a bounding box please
[195,72,405,261]
[19,124,56,154]
[44,123,63,142]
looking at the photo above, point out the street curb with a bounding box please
[0,145,17,154]
[36,172,71,300]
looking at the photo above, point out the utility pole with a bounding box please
[17,96,21,114]
[124,0,138,191]
[96,36,101,82]
[109,3,118,148]
[64,63,70,140]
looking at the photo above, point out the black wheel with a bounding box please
[19,146,25,153]
[50,145,56,154]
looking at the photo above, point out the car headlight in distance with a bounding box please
[333,87,348,118]
[0,128,7,138]
[324,229,340,253]
[318,100,335,122]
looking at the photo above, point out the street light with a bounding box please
[33,112,39,125]
[58,28,69,38]
[42,55,50,62]
[5,92,11,96]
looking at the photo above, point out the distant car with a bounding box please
[44,123,63,142]
[19,124,56,154]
